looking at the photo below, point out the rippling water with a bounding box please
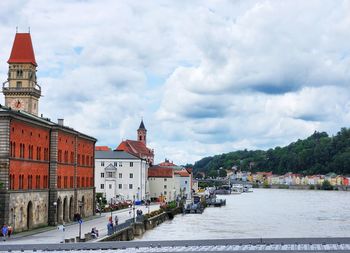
[136,188,350,240]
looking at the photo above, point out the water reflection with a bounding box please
[136,188,350,240]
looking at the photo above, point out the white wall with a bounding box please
[95,158,149,202]
[149,176,177,202]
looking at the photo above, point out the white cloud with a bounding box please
[0,0,350,164]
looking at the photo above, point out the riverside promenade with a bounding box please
[1,204,159,245]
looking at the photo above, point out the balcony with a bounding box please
[2,83,41,97]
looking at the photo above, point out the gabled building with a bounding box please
[116,120,154,165]
[95,150,149,202]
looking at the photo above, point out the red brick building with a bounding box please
[0,33,96,232]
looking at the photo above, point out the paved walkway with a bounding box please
[1,204,159,245]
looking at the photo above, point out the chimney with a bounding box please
[57,118,64,126]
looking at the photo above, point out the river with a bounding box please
[136,188,350,240]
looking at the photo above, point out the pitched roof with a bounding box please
[138,120,146,130]
[95,150,139,159]
[96,146,111,151]
[8,33,37,66]
[174,169,190,177]
[148,166,173,178]
[158,160,176,167]
[115,139,153,159]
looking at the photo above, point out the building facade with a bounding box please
[0,33,96,232]
[95,150,149,202]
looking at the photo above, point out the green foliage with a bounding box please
[262,181,271,188]
[198,181,209,188]
[144,209,164,219]
[321,180,333,190]
[278,184,289,189]
[193,128,350,176]
[252,182,260,188]
[309,185,315,190]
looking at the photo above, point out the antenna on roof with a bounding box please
[16,26,18,33]
[28,27,30,33]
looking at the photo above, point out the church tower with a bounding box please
[3,33,41,116]
[137,119,147,145]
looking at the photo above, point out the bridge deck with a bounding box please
[1,238,350,252]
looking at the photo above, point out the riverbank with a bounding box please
[254,183,350,191]
[99,207,182,242]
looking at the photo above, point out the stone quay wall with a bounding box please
[9,190,49,232]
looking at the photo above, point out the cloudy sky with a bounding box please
[0,0,350,165]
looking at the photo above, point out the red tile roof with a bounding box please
[115,139,153,160]
[148,166,173,178]
[8,33,37,66]
[174,169,190,177]
[158,161,177,167]
[95,146,111,151]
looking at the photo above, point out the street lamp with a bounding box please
[99,197,102,216]
[133,195,136,222]
[78,201,83,240]
[53,201,57,225]
[110,198,113,220]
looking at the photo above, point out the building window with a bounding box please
[77,177,80,188]
[114,162,118,167]
[129,184,133,189]
[64,176,68,188]
[129,173,133,179]
[36,175,40,189]
[164,191,167,195]
[37,147,41,160]
[82,177,85,187]
[185,181,188,184]
[19,175,24,189]
[101,184,104,189]
[77,154,80,165]
[64,151,68,163]
[164,185,167,189]
[119,173,122,178]
[119,162,122,167]
[118,184,122,189]
[164,178,167,181]
[16,81,22,88]
[70,152,74,164]
[107,172,113,178]
[101,173,104,178]
[101,161,105,166]
[28,175,32,189]
[44,148,49,161]
[109,184,112,189]
[70,176,73,188]
[130,162,133,167]
[58,150,62,162]
[43,176,48,188]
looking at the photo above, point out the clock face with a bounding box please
[11,99,24,109]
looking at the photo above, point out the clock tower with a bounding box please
[3,33,41,116]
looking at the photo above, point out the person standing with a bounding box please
[7,225,13,238]
[2,224,8,241]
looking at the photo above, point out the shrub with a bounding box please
[321,180,333,190]
[309,185,315,190]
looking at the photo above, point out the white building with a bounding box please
[95,150,149,202]
[148,166,177,202]
[174,169,192,200]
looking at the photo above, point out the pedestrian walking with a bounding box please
[1,224,8,241]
